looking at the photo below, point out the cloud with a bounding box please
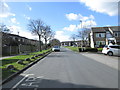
[79,0,118,16]
[10,18,20,24]
[27,5,32,11]
[8,25,38,40]
[0,2,15,18]
[78,20,97,28]
[23,15,31,20]
[54,31,71,42]
[63,20,97,32]
[63,25,77,31]
[66,13,95,21]
[64,13,97,32]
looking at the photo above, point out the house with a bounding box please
[2,32,40,47]
[1,32,40,55]
[61,40,89,47]
[90,26,120,48]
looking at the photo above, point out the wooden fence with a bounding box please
[2,45,45,56]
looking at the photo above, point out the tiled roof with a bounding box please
[91,26,120,32]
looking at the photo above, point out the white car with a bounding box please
[52,46,60,52]
[102,45,120,56]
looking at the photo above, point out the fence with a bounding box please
[2,45,42,56]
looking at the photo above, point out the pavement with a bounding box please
[0,53,28,60]
[80,52,119,70]
[2,47,118,88]
[0,56,16,60]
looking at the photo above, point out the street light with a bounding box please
[79,20,83,47]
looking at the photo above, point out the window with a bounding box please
[114,32,118,37]
[96,41,105,45]
[109,46,119,49]
[96,33,105,38]
[12,37,15,40]
[114,32,120,37]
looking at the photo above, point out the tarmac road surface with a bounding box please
[2,47,118,89]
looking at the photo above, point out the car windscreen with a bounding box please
[109,46,119,49]
[104,45,108,48]
[53,46,59,48]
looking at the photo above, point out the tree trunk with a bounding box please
[39,35,42,51]
[45,38,47,50]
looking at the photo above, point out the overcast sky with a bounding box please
[0,0,118,42]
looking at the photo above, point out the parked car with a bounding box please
[102,45,120,56]
[52,46,60,52]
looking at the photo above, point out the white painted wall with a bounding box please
[90,31,95,48]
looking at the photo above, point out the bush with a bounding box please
[79,47,98,52]
[97,48,103,52]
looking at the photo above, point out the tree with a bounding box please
[42,25,54,49]
[70,34,77,41]
[77,28,90,47]
[0,24,11,33]
[28,19,44,51]
[49,39,60,47]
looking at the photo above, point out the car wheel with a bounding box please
[108,51,113,56]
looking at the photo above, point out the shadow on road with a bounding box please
[2,74,102,89]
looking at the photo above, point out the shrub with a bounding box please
[97,48,103,52]
[79,47,98,52]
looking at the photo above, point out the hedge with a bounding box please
[79,47,98,52]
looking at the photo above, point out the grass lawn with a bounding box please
[65,46,79,52]
[97,48,103,52]
[1,49,51,80]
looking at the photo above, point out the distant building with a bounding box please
[61,40,89,47]
[90,26,120,48]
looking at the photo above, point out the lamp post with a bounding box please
[80,20,83,47]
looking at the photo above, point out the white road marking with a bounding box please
[11,74,34,90]
[21,82,39,87]
[26,77,37,81]
[37,76,44,78]
[21,76,44,87]
[25,76,43,82]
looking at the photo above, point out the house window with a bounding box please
[114,32,118,37]
[96,41,105,45]
[12,37,15,40]
[22,39,24,42]
[96,33,105,38]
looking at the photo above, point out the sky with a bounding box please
[0,0,119,42]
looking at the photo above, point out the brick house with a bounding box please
[90,26,120,48]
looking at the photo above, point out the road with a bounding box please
[2,47,118,89]
[81,52,118,70]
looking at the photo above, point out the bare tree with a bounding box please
[28,19,44,51]
[0,24,11,33]
[42,25,54,49]
[49,39,60,47]
[70,34,77,41]
[77,28,90,47]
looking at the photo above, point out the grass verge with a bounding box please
[97,48,103,52]
[65,46,79,52]
[1,49,51,80]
